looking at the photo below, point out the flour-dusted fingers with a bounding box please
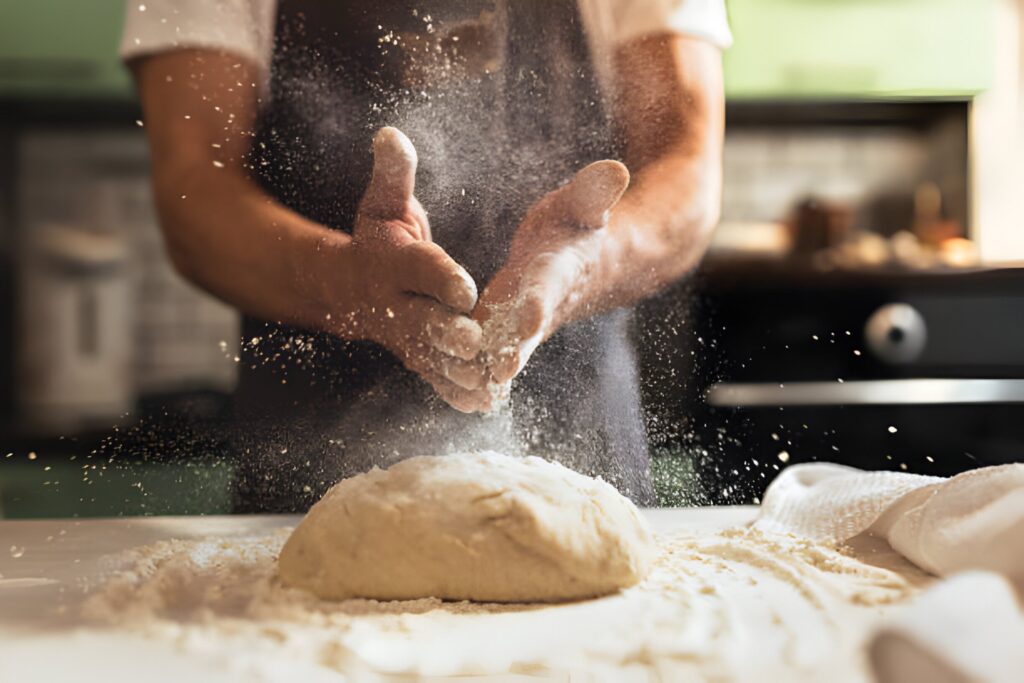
[422,370,493,413]
[485,292,547,384]
[395,241,478,314]
[435,353,489,391]
[398,294,482,360]
[426,311,483,361]
[475,260,549,383]
[424,349,488,391]
[489,333,543,384]
[489,345,521,385]
[396,336,486,391]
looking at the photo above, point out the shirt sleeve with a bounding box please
[579,0,733,51]
[119,0,277,74]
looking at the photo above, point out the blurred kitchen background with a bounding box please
[2,0,1024,516]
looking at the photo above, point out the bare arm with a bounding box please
[133,50,489,410]
[599,33,724,306]
[133,50,349,328]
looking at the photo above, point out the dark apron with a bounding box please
[233,0,656,511]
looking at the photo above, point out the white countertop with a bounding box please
[0,507,916,683]
[0,507,757,625]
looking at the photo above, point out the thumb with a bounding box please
[554,160,630,230]
[361,127,417,217]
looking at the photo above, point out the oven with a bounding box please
[641,261,1024,504]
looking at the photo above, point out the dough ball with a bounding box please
[278,451,657,602]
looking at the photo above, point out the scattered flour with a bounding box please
[79,525,931,682]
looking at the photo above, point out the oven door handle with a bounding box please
[707,379,1024,407]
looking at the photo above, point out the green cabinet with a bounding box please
[0,0,132,99]
[724,0,997,99]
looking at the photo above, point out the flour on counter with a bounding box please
[80,524,930,682]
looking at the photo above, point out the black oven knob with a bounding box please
[865,303,927,364]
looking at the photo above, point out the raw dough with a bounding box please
[278,451,657,602]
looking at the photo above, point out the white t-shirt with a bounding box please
[120,0,732,86]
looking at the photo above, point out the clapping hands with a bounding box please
[353,127,630,414]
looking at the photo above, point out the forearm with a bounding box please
[593,148,721,309]
[562,34,724,323]
[134,49,359,335]
[152,163,354,333]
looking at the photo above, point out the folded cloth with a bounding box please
[755,463,1024,683]
[868,571,1024,683]
[755,462,1024,581]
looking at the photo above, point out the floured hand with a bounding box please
[326,127,492,412]
[473,160,631,401]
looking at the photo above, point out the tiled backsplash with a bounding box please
[720,121,968,232]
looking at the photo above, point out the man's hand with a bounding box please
[327,127,493,412]
[475,160,630,392]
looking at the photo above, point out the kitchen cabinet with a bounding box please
[724,0,996,99]
[0,0,131,99]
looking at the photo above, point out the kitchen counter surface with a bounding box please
[0,514,300,624]
[0,507,922,682]
[0,508,756,602]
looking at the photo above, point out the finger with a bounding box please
[433,352,488,391]
[490,331,543,384]
[395,242,478,313]
[411,197,432,242]
[553,160,630,230]
[480,256,563,345]
[362,127,417,217]
[396,295,481,360]
[475,263,522,314]
[485,293,546,384]
[400,343,487,391]
[436,352,487,389]
[490,345,520,385]
[422,370,493,414]
[399,335,487,390]
[424,310,483,361]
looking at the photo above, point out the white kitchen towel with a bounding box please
[755,462,1024,580]
[868,571,1024,683]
